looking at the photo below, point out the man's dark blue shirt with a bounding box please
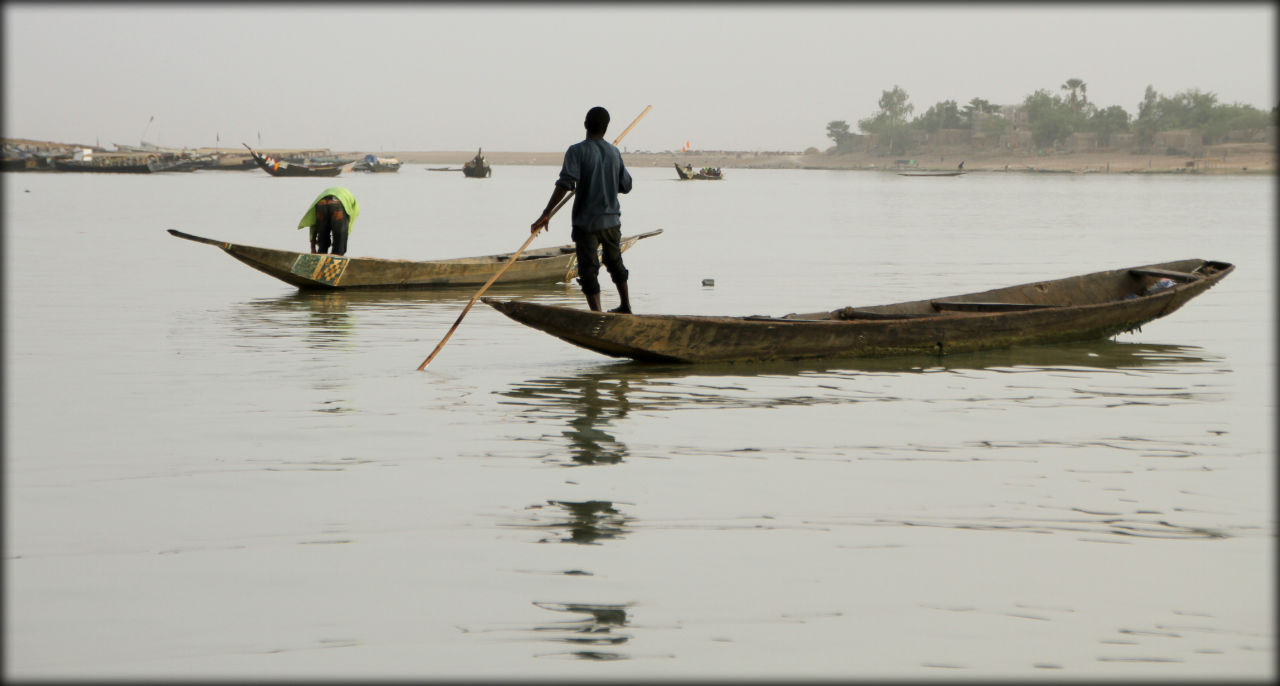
[555,137,633,232]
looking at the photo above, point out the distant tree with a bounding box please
[915,100,965,134]
[963,98,996,124]
[878,86,914,124]
[826,120,852,151]
[1151,88,1212,130]
[1061,78,1088,112]
[979,113,1013,138]
[1204,102,1271,143]
[1023,89,1075,149]
[867,86,913,154]
[1086,105,1131,146]
[1135,84,1161,149]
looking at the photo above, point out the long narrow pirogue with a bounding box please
[483,259,1233,363]
[243,144,348,177]
[167,228,663,290]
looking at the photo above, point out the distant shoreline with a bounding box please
[6,137,1273,175]
[392,145,1275,174]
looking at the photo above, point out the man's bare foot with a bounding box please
[608,305,632,314]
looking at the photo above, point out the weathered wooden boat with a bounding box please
[167,228,664,290]
[674,163,723,180]
[52,158,155,173]
[483,259,1233,363]
[243,144,348,177]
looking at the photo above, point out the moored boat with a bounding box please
[243,144,348,177]
[53,158,155,173]
[168,228,664,290]
[483,259,1233,363]
[354,154,402,172]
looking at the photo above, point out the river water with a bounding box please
[4,164,1274,679]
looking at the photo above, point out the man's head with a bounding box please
[584,107,610,137]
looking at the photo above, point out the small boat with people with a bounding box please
[674,163,723,180]
[483,259,1233,363]
[167,228,664,290]
[243,144,349,177]
[463,148,492,178]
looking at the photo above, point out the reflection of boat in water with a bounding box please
[484,259,1233,363]
[499,340,1222,415]
[168,228,663,290]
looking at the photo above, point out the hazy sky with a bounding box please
[4,3,1275,153]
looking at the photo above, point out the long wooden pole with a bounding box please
[416,105,653,371]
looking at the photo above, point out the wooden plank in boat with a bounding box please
[931,301,1058,312]
[1128,268,1201,282]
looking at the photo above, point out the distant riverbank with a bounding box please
[390,143,1275,174]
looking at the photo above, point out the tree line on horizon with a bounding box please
[825,79,1277,156]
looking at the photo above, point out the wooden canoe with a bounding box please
[898,170,965,177]
[482,259,1233,363]
[168,228,663,290]
[52,159,154,173]
[462,160,492,178]
[243,144,348,177]
[674,163,723,180]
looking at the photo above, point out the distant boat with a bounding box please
[462,149,492,178]
[53,158,155,173]
[898,170,966,177]
[354,154,402,173]
[674,163,723,180]
[243,144,348,177]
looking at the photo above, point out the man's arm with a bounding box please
[531,184,570,235]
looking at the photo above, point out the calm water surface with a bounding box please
[4,165,1274,679]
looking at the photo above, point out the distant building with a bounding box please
[1065,132,1098,153]
[1000,129,1033,149]
[1152,129,1204,156]
[1108,133,1137,151]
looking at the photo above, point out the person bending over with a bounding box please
[299,186,359,255]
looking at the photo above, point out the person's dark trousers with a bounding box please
[314,198,350,255]
[572,226,628,295]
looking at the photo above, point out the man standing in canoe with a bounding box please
[299,186,359,255]
[531,106,634,314]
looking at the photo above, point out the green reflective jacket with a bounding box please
[297,187,360,237]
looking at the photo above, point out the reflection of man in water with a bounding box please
[562,377,631,465]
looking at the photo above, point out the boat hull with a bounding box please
[483,259,1233,363]
[244,145,347,177]
[168,229,663,290]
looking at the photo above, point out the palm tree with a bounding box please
[1061,78,1087,112]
